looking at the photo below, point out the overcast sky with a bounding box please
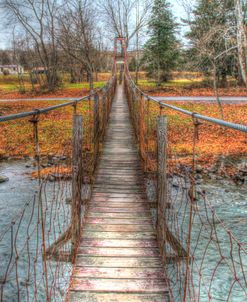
[0,1,194,50]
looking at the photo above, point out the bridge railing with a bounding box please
[124,70,247,301]
[0,75,117,302]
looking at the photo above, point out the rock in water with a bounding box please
[196,165,203,173]
[65,197,72,204]
[0,175,9,183]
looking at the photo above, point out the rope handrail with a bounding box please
[0,71,117,302]
[0,76,115,123]
[124,65,247,301]
[126,74,247,133]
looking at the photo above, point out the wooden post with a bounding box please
[94,93,100,170]
[102,91,107,138]
[157,115,168,259]
[71,115,83,263]
[139,93,146,163]
[98,92,102,139]
[106,89,110,121]
[94,93,100,138]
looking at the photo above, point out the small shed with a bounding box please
[0,64,24,75]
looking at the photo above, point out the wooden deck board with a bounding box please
[68,84,169,301]
[85,218,152,225]
[87,213,151,219]
[70,278,167,292]
[80,239,158,248]
[68,292,168,302]
[88,208,151,214]
[73,267,165,279]
[83,231,157,240]
[77,247,160,257]
[89,202,149,208]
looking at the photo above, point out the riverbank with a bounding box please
[0,96,246,187]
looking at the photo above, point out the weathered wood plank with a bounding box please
[70,278,167,293]
[77,247,160,257]
[92,193,146,198]
[84,224,154,232]
[83,231,156,240]
[86,218,152,225]
[88,207,151,214]
[89,203,149,209]
[92,188,145,193]
[68,292,169,302]
[91,198,147,203]
[73,267,165,279]
[80,239,158,248]
[92,194,145,198]
[87,212,151,219]
[75,256,163,268]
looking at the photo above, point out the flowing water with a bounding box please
[0,161,246,301]
[0,160,72,301]
[166,177,247,302]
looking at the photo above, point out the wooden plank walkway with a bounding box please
[68,85,169,302]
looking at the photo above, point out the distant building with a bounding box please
[31,67,48,75]
[0,64,24,75]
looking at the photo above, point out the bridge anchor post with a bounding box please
[157,116,168,261]
[71,114,83,263]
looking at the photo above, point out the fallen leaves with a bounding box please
[31,166,72,179]
[147,101,247,169]
[0,100,92,158]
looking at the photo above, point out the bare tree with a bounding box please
[188,22,236,119]
[58,0,101,91]
[0,0,60,90]
[135,0,140,83]
[235,0,247,87]
[99,0,152,46]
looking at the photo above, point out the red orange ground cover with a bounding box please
[0,100,246,173]
[148,101,247,170]
[0,100,92,158]
[149,86,247,97]
[0,88,88,99]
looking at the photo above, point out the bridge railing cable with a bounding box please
[124,69,247,302]
[0,74,117,302]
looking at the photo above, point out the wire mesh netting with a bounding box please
[0,76,117,302]
[125,71,247,302]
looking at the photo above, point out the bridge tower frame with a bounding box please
[113,37,128,75]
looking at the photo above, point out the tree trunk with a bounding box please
[220,71,227,88]
[235,0,247,87]
[88,70,94,93]
[213,63,224,120]
[70,68,76,83]
[157,63,161,87]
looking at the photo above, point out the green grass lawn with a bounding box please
[0,73,107,93]
[137,78,204,89]
[64,81,106,89]
[0,83,20,91]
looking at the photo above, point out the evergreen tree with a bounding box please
[187,0,237,86]
[143,0,179,85]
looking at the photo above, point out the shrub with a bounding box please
[3,69,10,76]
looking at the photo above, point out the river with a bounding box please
[0,160,246,301]
[0,160,72,302]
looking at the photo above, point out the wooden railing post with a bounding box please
[106,89,111,121]
[94,93,100,137]
[139,93,146,162]
[94,93,100,170]
[71,114,83,263]
[157,115,168,259]
[101,90,107,139]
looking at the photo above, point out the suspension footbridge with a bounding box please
[0,38,246,302]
